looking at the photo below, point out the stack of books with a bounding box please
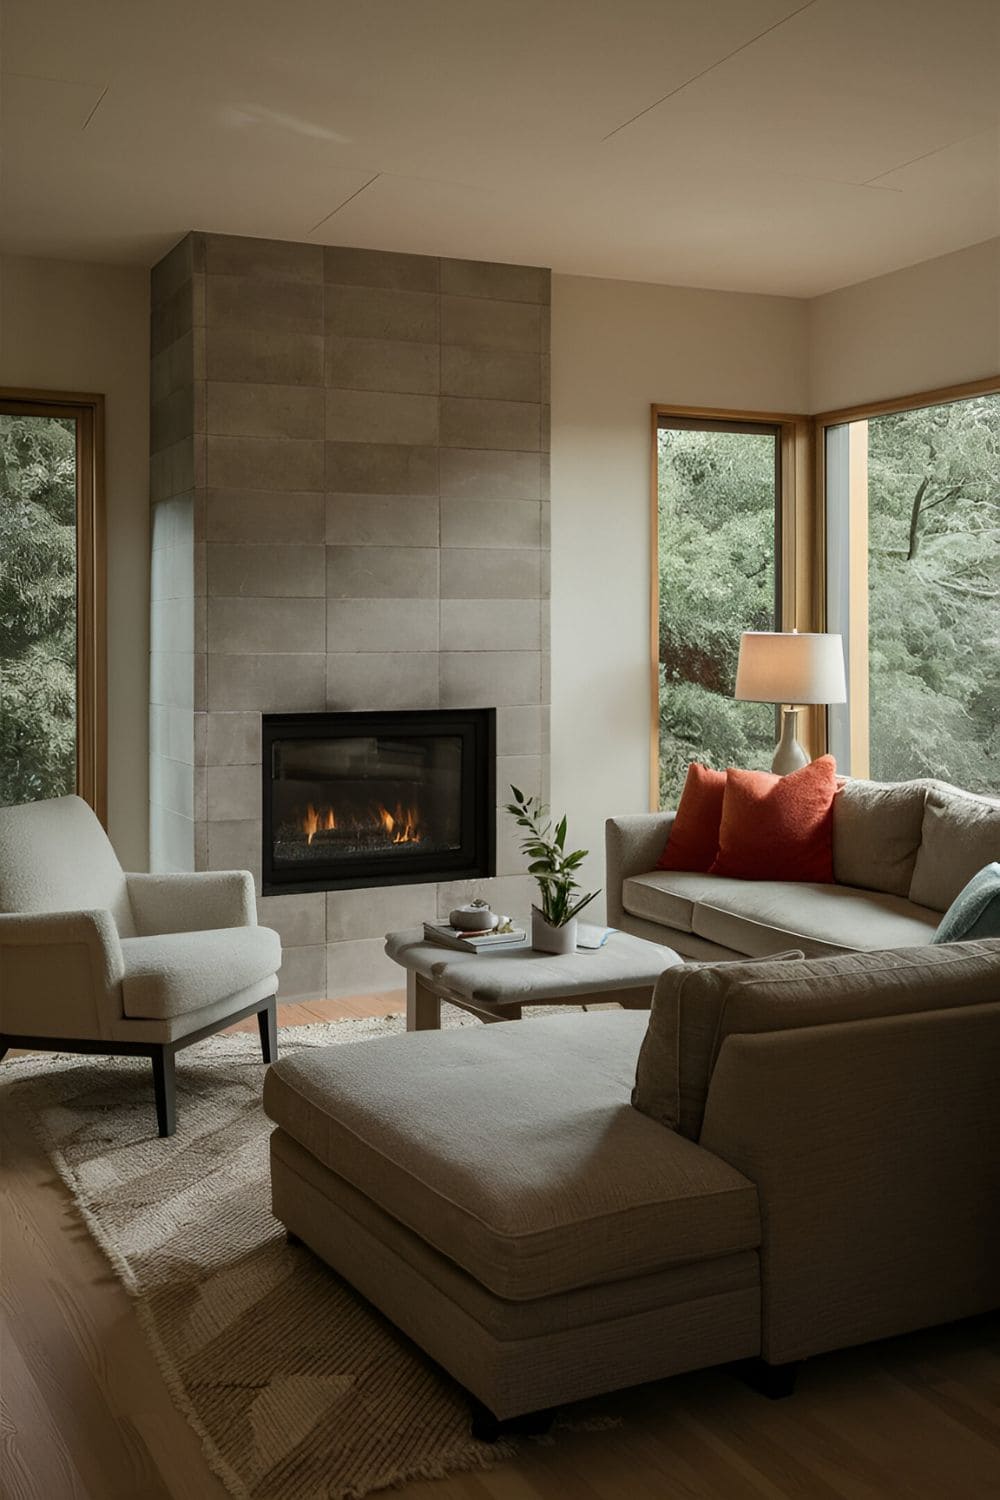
[423,920,528,954]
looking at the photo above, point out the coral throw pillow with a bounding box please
[710,755,838,883]
[658,763,728,872]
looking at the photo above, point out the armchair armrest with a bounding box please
[604,813,676,926]
[0,909,124,1041]
[127,870,257,936]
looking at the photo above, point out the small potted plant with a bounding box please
[506,786,599,954]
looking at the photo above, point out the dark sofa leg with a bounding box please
[735,1357,800,1399]
[152,1047,177,1138]
[470,1399,554,1443]
[258,996,278,1064]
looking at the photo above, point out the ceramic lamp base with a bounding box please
[771,707,809,776]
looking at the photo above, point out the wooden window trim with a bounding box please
[650,405,817,807]
[0,388,107,823]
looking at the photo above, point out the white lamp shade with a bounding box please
[735,631,846,705]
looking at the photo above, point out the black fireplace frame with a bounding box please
[261,708,496,896]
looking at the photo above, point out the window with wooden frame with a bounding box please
[651,405,815,807]
[0,390,106,818]
[817,377,999,795]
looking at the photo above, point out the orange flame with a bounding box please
[299,801,420,845]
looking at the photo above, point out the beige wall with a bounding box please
[549,275,809,914]
[807,238,1000,413]
[0,255,151,869]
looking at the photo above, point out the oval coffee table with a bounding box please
[384,928,681,1030]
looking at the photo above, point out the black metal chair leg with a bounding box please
[152,1047,177,1137]
[257,996,278,1063]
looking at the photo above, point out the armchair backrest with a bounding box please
[0,795,136,937]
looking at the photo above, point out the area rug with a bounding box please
[4,1011,518,1500]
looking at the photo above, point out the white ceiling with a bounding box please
[2,0,998,296]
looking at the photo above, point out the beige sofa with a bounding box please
[607,777,999,962]
[264,938,1000,1432]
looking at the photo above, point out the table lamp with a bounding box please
[735,631,847,774]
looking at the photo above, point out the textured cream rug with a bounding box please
[5,1012,519,1500]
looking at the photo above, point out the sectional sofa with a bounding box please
[607,777,999,961]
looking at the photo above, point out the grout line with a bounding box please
[602,0,819,141]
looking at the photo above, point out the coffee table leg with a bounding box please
[406,973,442,1031]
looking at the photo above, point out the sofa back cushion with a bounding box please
[0,794,136,938]
[832,778,926,897]
[909,784,1000,913]
[633,939,1000,1140]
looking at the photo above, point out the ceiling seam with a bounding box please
[308,174,381,234]
[601,0,820,142]
[861,125,999,186]
[82,84,110,131]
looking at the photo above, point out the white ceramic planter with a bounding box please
[531,907,577,954]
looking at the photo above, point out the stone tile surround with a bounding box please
[149,232,550,996]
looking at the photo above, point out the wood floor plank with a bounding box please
[1,1328,92,1500]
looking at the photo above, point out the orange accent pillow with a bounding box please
[657,763,728,872]
[710,756,839,883]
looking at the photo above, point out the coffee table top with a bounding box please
[384,927,681,1005]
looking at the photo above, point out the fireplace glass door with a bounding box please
[262,709,495,894]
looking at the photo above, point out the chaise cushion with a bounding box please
[909,785,1000,913]
[693,881,939,958]
[120,925,281,1018]
[832,778,927,897]
[263,1011,760,1300]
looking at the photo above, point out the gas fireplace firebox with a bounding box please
[261,709,496,895]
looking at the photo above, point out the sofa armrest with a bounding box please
[699,1004,1000,1365]
[604,813,676,926]
[126,870,258,936]
[0,909,125,1041]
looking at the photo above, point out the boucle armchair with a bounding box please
[0,795,281,1136]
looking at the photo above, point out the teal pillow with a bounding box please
[932,862,1000,943]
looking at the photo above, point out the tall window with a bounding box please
[654,415,782,807]
[0,392,105,815]
[825,387,999,795]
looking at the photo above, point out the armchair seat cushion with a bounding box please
[121,926,281,1019]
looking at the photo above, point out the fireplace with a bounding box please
[261,709,496,895]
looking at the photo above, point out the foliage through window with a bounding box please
[656,422,779,807]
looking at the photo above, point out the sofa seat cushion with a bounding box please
[263,1011,760,1301]
[120,925,281,1019]
[693,881,939,958]
[623,871,729,933]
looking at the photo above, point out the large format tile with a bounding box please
[496,704,545,755]
[206,382,324,440]
[436,875,536,923]
[206,711,261,765]
[207,543,326,598]
[205,489,325,544]
[205,819,261,879]
[439,598,541,652]
[439,651,541,707]
[325,441,438,495]
[440,548,542,599]
[326,545,438,599]
[325,493,439,548]
[326,938,402,997]
[204,234,323,282]
[440,296,541,353]
[440,397,540,452]
[327,597,439,653]
[207,275,324,336]
[279,943,328,1000]
[324,285,439,343]
[441,346,540,402]
[440,258,549,303]
[440,498,540,548]
[325,335,439,394]
[323,246,438,292]
[208,653,326,711]
[257,892,327,948]
[439,447,542,500]
[207,436,324,492]
[326,882,436,942]
[206,327,324,385]
[325,389,439,446]
[326,653,439,709]
[207,597,326,654]
[204,763,260,822]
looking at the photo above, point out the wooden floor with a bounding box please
[3,994,1000,1500]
